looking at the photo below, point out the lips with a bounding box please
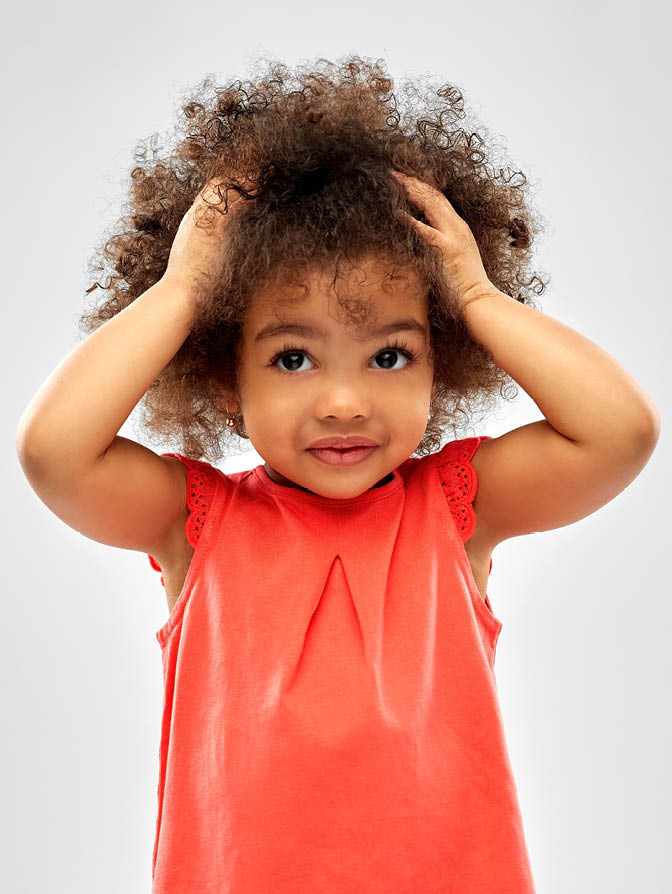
[307,445,379,466]
[307,436,379,449]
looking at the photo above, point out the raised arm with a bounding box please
[15,278,199,561]
[393,169,661,548]
[15,177,247,563]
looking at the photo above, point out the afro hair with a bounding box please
[78,53,550,463]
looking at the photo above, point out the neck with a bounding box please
[264,462,393,492]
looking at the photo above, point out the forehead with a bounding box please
[245,259,428,337]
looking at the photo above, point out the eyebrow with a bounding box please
[254,318,428,343]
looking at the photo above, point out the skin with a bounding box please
[224,256,437,499]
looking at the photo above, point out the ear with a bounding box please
[218,393,241,415]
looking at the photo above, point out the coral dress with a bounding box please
[147,436,536,892]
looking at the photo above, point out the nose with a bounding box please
[315,386,373,422]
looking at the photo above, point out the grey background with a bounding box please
[3,2,670,891]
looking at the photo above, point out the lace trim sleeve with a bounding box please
[434,436,493,544]
[147,452,219,588]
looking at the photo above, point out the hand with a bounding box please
[161,176,255,297]
[391,170,497,309]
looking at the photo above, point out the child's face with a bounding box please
[233,257,435,499]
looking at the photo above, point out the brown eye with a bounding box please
[372,348,413,370]
[271,349,313,373]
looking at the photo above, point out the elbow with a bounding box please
[628,408,661,466]
[636,404,661,445]
[15,416,57,477]
[619,393,661,447]
[15,415,43,465]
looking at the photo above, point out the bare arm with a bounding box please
[393,169,661,547]
[15,177,247,563]
[14,279,201,562]
[462,289,660,544]
[16,278,195,473]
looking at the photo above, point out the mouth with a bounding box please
[306,446,379,467]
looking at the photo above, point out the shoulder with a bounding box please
[160,453,190,484]
[466,437,496,550]
[151,453,221,567]
[159,452,227,501]
[460,419,648,548]
[427,436,491,546]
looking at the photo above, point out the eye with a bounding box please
[270,346,314,373]
[372,342,419,370]
[269,340,420,374]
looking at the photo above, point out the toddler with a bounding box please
[16,56,660,893]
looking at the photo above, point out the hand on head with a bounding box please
[161,174,256,298]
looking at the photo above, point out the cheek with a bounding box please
[245,396,294,438]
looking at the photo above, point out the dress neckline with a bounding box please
[253,463,404,506]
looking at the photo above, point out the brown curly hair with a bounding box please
[78,53,550,463]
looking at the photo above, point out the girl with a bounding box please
[15,56,660,893]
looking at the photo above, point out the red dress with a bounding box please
[147,436,535,892]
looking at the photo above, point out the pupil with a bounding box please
[379,350,394,369]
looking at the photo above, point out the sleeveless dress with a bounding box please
[147,436,536,893]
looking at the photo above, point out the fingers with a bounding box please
[198,175,256,220]
[391,170,441,229]
[396,208,442,248]
[390,170,461,232]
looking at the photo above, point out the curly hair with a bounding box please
[78,53,550,463]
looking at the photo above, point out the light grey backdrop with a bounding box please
[3,2,669,891]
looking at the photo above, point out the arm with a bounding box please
[463,289,660,545]
[392,169,661,546]
[16,174,247,472]
[16,278,195,473]
[15,177,244,562]
[463,288,660,447]
[15,278,199,561]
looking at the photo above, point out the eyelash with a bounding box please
[269,339,421,374]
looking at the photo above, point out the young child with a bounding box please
[15,57,660,893]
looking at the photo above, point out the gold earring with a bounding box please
[225,402,236,428]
